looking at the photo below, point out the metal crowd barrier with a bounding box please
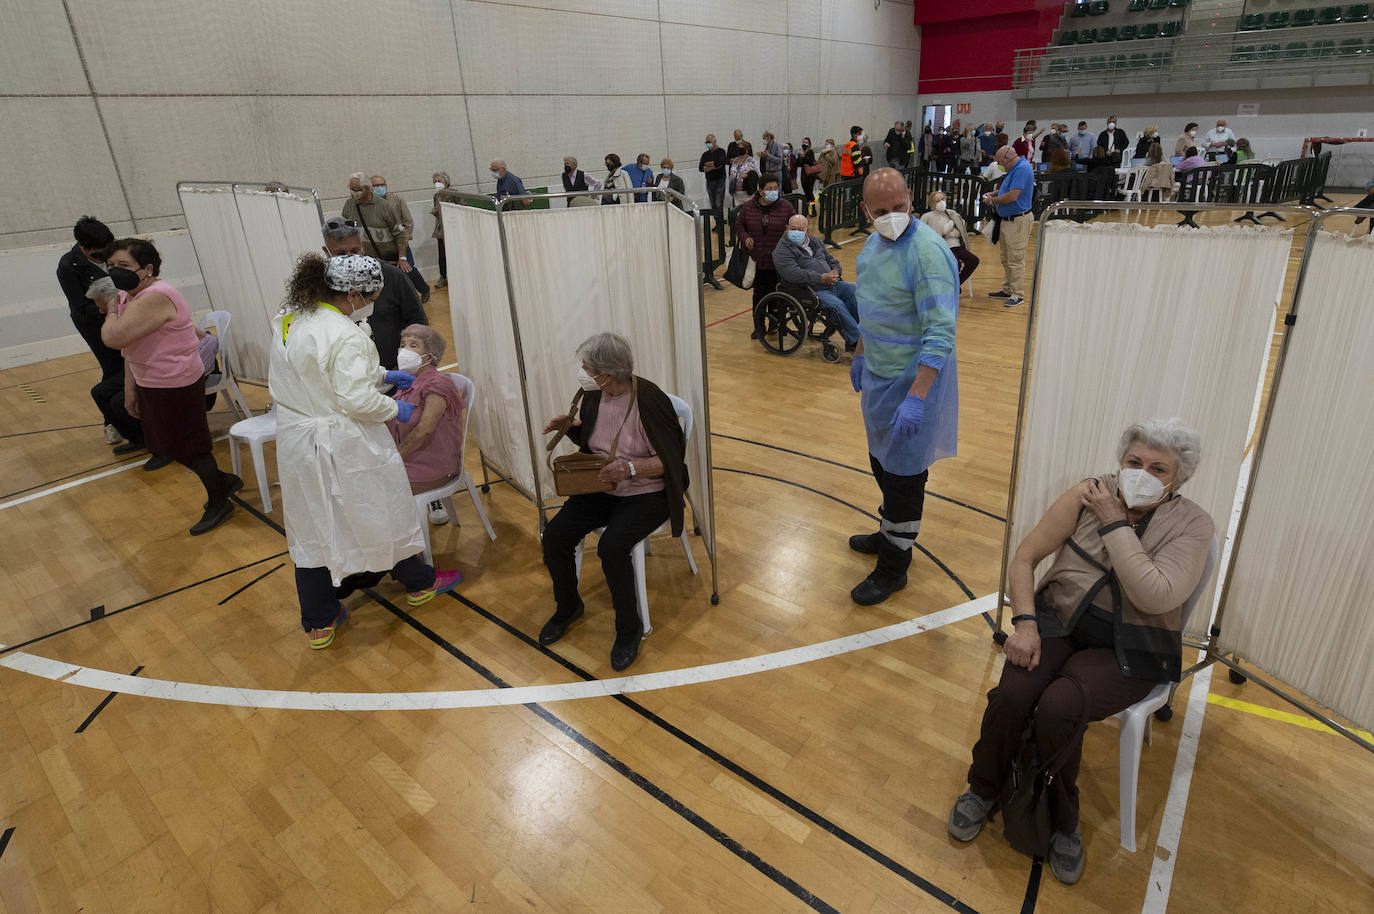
[701,208,728,289]
[816,177,870,249]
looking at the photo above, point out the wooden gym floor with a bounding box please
[2,200,1372,913]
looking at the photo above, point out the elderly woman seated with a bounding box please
[539,332,689,672]
[386,324,467,521]
[948,418,1214,885]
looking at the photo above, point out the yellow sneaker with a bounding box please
[407,569,462,606]
[307,604,348,650]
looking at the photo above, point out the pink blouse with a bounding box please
[587,389,665,497]
[388,370,467,486]
[117,280,204,388]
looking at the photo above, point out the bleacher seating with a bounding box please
[1241,13,1266,29]
[1285,40,1310,55]
[1339,35,1367,51]
[1349,4,1371,22]
[1266,11,1293,27]
[1129,0,1147,9]
[1072,1,1090,16]
[1293,8,1317,26]
[1317,6,1343,23]
[1099,25,1119,40]
[1160,20,1181,36]
[1120,24,1139,38]
[1312,37,1337,53]
[1149,0,1167,9]
[1091,1,1110,14]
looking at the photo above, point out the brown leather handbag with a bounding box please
[544,380,637,496]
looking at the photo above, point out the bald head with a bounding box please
[786,214,808,232]
[861,168,912,219]
[994,145,1019,169]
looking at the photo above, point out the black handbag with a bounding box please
[997,676,1090,858]
[723,243,756,290]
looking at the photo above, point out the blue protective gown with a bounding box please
[855,218,960,476]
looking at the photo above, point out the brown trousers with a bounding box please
[966,636,1155,834]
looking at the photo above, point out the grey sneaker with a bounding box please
[947,790,993,842]
[1050,829,1085,884]
[1003,296,1025,308]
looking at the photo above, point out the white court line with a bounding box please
[0,433,231,511]
[0,593,996,712]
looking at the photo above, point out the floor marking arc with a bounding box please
[0,593,994,711]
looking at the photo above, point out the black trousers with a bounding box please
[295,554,435,631]
[869,453,929,580]
[706,179,726,215]
[436,239,448,279]
[750,267,778,309]
[401,248,429,298]
[72,307,127,424]
[542,490,669,637]
[92,372,143,443]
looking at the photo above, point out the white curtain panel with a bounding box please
[1008,222,1292,636]
[441,203,529,496]
[1219,231,1374,730]
[176,185,322,382]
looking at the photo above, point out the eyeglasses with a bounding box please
[325,218,359,229]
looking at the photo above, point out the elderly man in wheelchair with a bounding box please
[761,214,862,362]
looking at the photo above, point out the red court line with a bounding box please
[705,307,753,328]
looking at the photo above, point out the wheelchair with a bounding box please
[752,281,847,363]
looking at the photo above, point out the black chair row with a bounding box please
[1241,5,1369,30]
[1059,20,1181,43]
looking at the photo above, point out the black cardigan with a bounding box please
[567,376,690,536]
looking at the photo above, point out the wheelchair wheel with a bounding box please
[753,292,809,355]
[821,341,841,363]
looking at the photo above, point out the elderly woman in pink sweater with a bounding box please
[386,324,467,521]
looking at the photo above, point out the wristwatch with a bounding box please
[627,460,637,478]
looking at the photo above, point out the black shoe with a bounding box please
[203,473,244,508]
[189,500,235,536]
[849,532,883,555]
[850,572,908,606]
[113,441,145,456]
[844,340,858,353]
[987,290,1011,298]
[142,455,173,471]
[538,606,584,645]
[420,289,431,304]
[610,631,641,671]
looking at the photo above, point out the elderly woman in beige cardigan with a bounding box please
[919,190,979,285]
[948,417,1214,886]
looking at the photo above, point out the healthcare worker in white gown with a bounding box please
[270,253,462,649]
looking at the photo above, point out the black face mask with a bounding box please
[564,165,574,174]
[108,266,142,291]
[606,162,614,171]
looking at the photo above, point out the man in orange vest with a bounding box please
[840,125,864,179]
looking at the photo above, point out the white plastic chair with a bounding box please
[572,392,700,637]
[198,310,253,420]
[1120,166,1147,216]
[413,373,496,565]
[229,405,278,512]
[1113,535,1219,852]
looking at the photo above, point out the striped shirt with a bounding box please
[341,195,411,259]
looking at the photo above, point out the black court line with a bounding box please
[0,454,147,500]
[366,590,841,914]
[1020,859,1043,913]
[713,432,1007,523]
[218,563,286,605]
[0,551,289,657]
[447,590,982,914]
[74,665,144,733]
[0,423,103,439]
[0,826,12,860]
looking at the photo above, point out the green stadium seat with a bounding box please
[1069,56,1088,72]
[1149,0,1167,9]
[1292,8,1317,26]
[1098,26,1118,41]
[1232,44,1257,62]
[1086,55,1108,69]
[1149,49,1170,66]
[1338,36,1365,54]
[1240,13,1265,29]
[1090,0,1110,14]
[1169,0,1190,6]
[1128,52,1149,68]
[1316,6,1342,24]
[1129,0,1147,10]
[1159,20,1181,37]
[1311,39,1336,56]
[1108,52,1128,70]
[1284,41,1310,58]
[1049,58,1069,74]
[1266,11,1291,27]
[1259,42,1282,60]
[1139,22,1160,38]
[1059,30,1079,45]
[1119,25,1139,40]
[1078,28,1098,43]
[1347,5,1371,23]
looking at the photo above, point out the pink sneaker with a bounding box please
[407,569,462,606]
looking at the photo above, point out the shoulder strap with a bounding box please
[544,388,584,454]
[604,377,638,461]
[353,204,381,253]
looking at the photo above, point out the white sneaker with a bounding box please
[103,424,124,445]
[427,500,449,524]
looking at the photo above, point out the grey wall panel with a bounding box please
[0,0,87,94]
[787,36,823,94]
[660,0,789,34]
[787,0,823,38]
[661,23,789,95]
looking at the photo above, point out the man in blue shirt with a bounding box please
[623,154,655,203]
[982,145,1034,308]
[978,124,999,166]
[1067,121,1095,165]
[490,159,530,207]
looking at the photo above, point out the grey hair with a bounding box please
[400,323,446,364]
[490,158,506,169]
[576,331,634,383]
[323,218,361,242]
[348,171,368,185]
[1118,417,1202,484]
[433,171,451,185]
[563,155,578,167]
[86,276,119,304]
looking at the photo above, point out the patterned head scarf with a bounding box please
[324,254,384,293]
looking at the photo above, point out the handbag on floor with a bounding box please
[544,380,637,496]
[723,243,756,290]
[997,676,1090,858]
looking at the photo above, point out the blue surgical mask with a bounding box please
[764,190,779,202]
[660,168,672,176]
[373,185,386,196]
[490,169,500,179]
[786,229,806,245]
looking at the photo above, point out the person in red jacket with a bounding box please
[734,173,797,315]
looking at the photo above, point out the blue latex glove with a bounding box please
[394,400,415,423]
[385,370,414,389]
[850,354,865,393]
[889,393,925,441]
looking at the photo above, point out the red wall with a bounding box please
[915,1,1064,93]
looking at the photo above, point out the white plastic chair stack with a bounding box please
[1112,535,1219,852]
[199,311,253,420]
[573,392,701,638]
[1120,166,1147,215]
[413,373,497,566]
[229,404,278,512]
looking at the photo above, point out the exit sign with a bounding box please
[956,103,971,114]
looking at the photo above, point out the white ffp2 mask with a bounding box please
[576,367,601,392]
[350,302,374,324]
[397,348,424,373]
[1118,468,1166,508]
[872,212,911,241]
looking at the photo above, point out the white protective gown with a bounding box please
[269,305,425,585]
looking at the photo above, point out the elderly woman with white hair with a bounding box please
[948,418,1214,885]
[386,323,468,522]
[539,332,689,671]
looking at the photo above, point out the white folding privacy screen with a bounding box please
[177,183,325,381]
[1218,230,1374,730]
[1004,220,1293,635]
[442,199,715,563]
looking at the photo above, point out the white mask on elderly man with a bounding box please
[576,366,602,392]
[872,211,911,241]
[397,348,424,373]
[1118,468,1166,508]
